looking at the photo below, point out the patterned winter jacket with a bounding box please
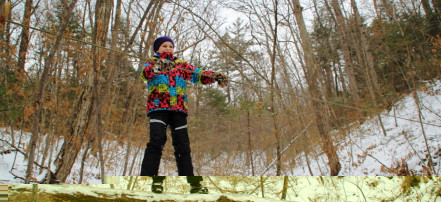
[139,52,215,116]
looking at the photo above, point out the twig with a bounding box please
[401,130,424,163]
[341,178,367,202]
[347,136,390,170]
[9,171,27,182]
[205,176,225,193]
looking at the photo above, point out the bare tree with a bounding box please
[53,0,108,183]
[269,0,282,176]
[17,0,34,73]
[26,0,78,184]
[290,0,341,175]
[325,0,360,103]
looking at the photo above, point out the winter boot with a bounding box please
[190,183,208,194]
[151,182,163,193]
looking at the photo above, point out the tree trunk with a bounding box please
[78,139,91,184]
[122,97,138,175]
[92,0,114,183]
[406,39,436,174]
[351,0,381,99]
[291,0,341,176]
[0,1,10,31]
[247,109,255,175]
[96,115,106,183]
[350,0,388,137]
[39,134,50,174]
[412,91,435,174]
[298,115,314,176]
[17,0,33,73]
[269,0,282,176]
[53,0,112,183]
[129,141,142,176]
[122,132,133,175]
[31,184,38,202]
[0,1,11,42]
[127,176,134,190]
[421,0,441,36]
[312,0,337,100]
[26,0,78,184]
[281,176,288,200]
[45,123,57,183]
[108,0,137,177]
[325,0,360,103]
[54,69,94,182]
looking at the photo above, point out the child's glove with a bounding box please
[158,59,174,72]
[152,52,175,73]
[212,72,228,88]
[153,59,174,73]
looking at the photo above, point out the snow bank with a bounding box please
[9,184,284,202]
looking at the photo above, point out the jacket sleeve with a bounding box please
[177,60,216,85]
[139,57,157,82]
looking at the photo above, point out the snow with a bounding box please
[11,176,440,201]
[285,80,441,176]
[9,183,285,202]
[335,80,441,176]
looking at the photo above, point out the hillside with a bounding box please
[294,80,441,176]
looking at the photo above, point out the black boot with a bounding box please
[151,182,163,193]
[190,183,208,194]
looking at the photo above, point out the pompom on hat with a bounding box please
[153,36,175,52]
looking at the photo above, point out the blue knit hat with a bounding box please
[153,36,174,52]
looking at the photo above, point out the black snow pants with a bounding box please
[140,111,194,176]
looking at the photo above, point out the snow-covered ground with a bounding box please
[8,176,441,201]
[9,183,286,202]
[290,80,441,176]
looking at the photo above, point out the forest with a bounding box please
[0,0,440,184]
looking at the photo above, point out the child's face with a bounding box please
[157,41,174,54]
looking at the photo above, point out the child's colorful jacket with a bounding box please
[139,52,215,116]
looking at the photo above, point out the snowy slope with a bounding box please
[289,80,441,176]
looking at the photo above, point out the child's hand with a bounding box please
[151,52,174,73]
[157,59,174,72]
[213,72,228,88]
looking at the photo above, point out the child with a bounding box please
[138,36,227,191]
